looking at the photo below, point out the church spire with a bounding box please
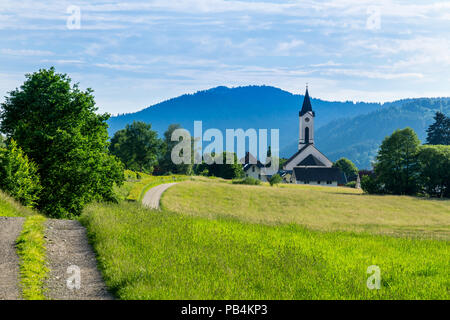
[299,85,313,117]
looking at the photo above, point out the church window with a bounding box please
[305,127,310,143]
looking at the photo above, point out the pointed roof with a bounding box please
[299,86,314,117]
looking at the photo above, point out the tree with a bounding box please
[196,152,244,179]
[374,128,420,195]
[110,121,162,173]
[0,68,124,218]
[417,145,450,198]
[426,111,450,145]
[269,174,282,186]
[0,140,42,207]
[333,158,359,181]
[159,124,193,175]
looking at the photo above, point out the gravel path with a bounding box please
[0,217,24,300]
[142,183,178,209]
[45,219,113,300]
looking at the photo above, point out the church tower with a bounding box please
[298,85,315,150]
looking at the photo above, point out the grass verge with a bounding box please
[0,190,36,217]
[16,215,49,300]
[81,201,449,300]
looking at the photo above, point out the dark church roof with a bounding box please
[293,167,347,185]
[299,87,315,117]
[297,154,325,166]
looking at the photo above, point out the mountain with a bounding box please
[107,85,449,170]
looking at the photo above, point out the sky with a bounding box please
[1,0,450,115]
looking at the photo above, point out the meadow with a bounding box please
[162,181,450,239]
[81,200,449,300]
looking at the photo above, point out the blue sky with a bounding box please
[1,0,450,114]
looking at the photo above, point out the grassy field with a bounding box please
[0,190,36,217]
[162,181,450,239]
[81,200,449,300]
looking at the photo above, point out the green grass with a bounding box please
[81,200,450,300]
[162,181,450,239]
[125,175,189,202]
[0,190,36,217]
[15,215,49,300]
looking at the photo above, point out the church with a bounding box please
[283,86,347,186]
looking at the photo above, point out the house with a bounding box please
[241,152,270,182]
[283,86,347,186]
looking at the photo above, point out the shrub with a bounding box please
[346,181,357,188]
[269,174,282,186]
[361,175,383,194]
[0,140,42,208]
[232,177,261,185]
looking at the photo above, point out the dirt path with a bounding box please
[0,217,24,300]
[142,183,178,209]
[45,219,113,300]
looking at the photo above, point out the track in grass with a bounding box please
[45,219,113,300]
[0,217,24,300]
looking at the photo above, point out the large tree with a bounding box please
[159,124,193,175]
[0,68,124,218]
[333,158,359,181]
[417,145,450,198]
[426,111,450,145]
[374,128,420,195]
[109,121,162,173]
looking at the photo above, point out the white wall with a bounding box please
[245,165,269,182]
[296,181,338,187]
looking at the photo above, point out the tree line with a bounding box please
[360,112,450,198]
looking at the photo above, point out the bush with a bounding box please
[361,175,383,194]
[232,177,261,185]
[0,140,42,208]
[269,174,282,186]
[345,181,357,188]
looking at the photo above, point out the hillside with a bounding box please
[107,86,450,169]
[108,85,380,154]
[314,98,450,168]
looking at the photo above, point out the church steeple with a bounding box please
[298,85,315,149]
[299,85,314,117]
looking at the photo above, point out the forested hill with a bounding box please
[107,85,449,169]
[312,98,450,169]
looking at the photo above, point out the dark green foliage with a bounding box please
[333,158,359,181]
[196,152,244,180]
[315,99,450,169]
[110,121,162,173]
[345,181,357,188]
[232,177,261,185]
[374,128,420,195]
[426,112,450,145]
[269,174,282,186]
[417,145,450,198]
[159,124,193,175]
[0,140,42,208]
[0,68,124,218]
[0,135,5,148]
[360,175,383,194]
